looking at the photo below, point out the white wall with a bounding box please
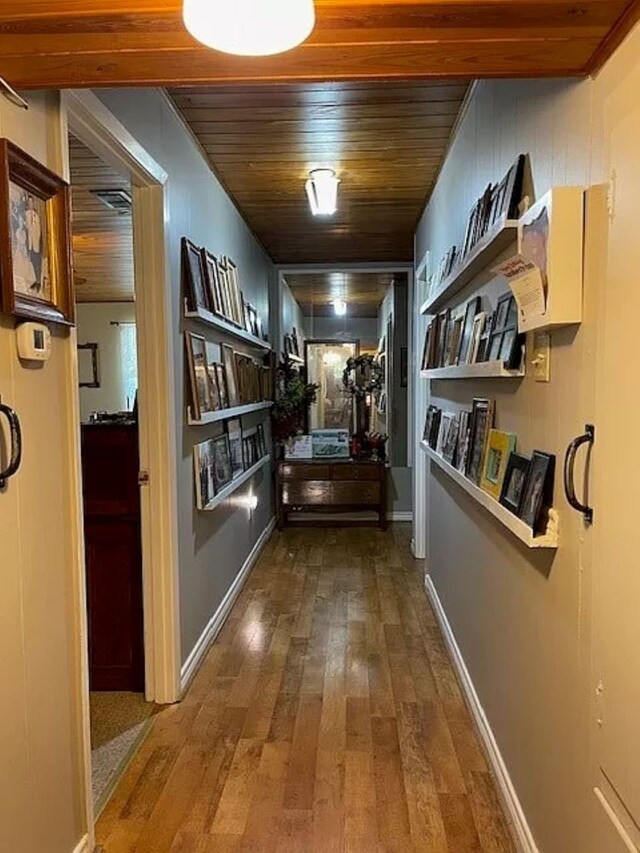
[414,27,640,853]
[95,89,275,668]
[76,302,136,421]
[308,315,378,350]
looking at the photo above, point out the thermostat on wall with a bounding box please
[16,322,52,362]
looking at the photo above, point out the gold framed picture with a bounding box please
[0,139,74,325]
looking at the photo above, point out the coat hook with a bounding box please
[0,78,28,111]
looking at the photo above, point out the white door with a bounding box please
[591,94,640,851]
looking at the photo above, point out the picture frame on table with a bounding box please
[226,417,244,480]
[519,450,555,533]
[480,429,517,499]
[466,398,495,484]
[201,249,223,317]
[182,237,208,314]
[499,452,531,515]
[221,343,239,408]
[212,434,234,492]
[458,296,481,365]
[185,331,213,420]
[193,438,216,510]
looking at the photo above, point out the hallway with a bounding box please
[96,525,514,852]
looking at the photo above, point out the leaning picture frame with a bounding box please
[182,237,209,313]
[0,139,74,325]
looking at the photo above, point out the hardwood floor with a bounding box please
[96,525,515,852]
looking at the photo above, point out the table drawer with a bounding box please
[282,480,381,506]
[279,463,331,481]
[331,464,381,481]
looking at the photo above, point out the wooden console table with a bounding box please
[276,459,387,529]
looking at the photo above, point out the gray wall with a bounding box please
[97,89,275,666]
[280,280,307,353]
[306,315,378,350]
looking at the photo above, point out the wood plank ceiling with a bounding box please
[169,81,468,263]
[0,1,637,88]
[284,271,396,318]
[69,135,135,302]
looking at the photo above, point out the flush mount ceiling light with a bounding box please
[332,298,347,317]
[306,168,340,216]
[183,0,315,57]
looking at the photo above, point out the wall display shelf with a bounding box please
[185,304,271,351]
[420,360,525,381]
[420,441,558,550]
[200,455,271,512]
[188,400,272,426]
[420,214,519,316]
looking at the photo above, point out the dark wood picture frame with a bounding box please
[201,248,223,317]
[519,450,555,533]
[499,452,531,515]
[0,139,74,326]
[78,342,100,388]
[182,237,209,313]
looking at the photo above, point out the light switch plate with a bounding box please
[532,332,550,382]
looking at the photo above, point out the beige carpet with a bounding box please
[90,692,157,813]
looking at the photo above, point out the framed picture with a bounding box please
[215,363,229,408]
[78,342,100,388]
[436,412,454,456]
[480,429,517,499]
[476,311,493,363]
[0,140,74,325]
[256,423,266,458]
[455,411,471,474]
[193,438,216,510]
[468,312,486,365]
[487,293,523,368]
[466,398,495,484]
[435,309,450,368]
[445,316,463,367]
[226,417,244,479]
[227,259,244,327]
[519,450,555,532]
[291,327,300,357]
[221,343,239,408]
[499,452,531,515]
[201,249,223,316]
[285,434,312,460]
[458,297,481,365]
[216,256,232,322]
[243,426,258,468]
[212,434,233,492]
[182,237,208,313]
[185,332,212,420]
[488,154,525,227]
[423,404,441,449]
[442,414,459,465]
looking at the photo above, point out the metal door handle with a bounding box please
[0,399,22,488]
[563,424,594,524]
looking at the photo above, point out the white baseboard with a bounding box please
[180,518,276,693]
[388,511,413,522]
[424,575,539,853]
[71,835,91,853]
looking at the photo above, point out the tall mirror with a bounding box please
[305,340,359,431]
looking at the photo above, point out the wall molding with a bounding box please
[71,835,91,853]
[180,518,276,693]
[388,511,413,522]
[424,575,539,853]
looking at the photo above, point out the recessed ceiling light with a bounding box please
[306,168,340,216]
[183,0,315,57]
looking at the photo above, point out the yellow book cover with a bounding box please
[480,429,517,499]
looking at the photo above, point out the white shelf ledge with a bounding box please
[185,304,271,351]
[188,400,272,426]
[200,455,271,511]
[420,360,525,380]
[420,214,519,315]
[419,441,558,550]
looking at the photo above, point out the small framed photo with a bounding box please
[499,452,531,515]
[0,140,74,325]
[212,434,233,492]
[480,429,517,499]
[226,417,244,480]
[519,450,555,532]
[201,249,223,317]
[215,363,229,408]
[468,312,486,364]
[193,438,216,509]
[458,296,481,365]
[185,331,212,420]
[182,237,209,313]
[466,398,495,484]
[455,411,471,473]
[256,423,267,458]
[221,343,239,408]
[442,414,459,465]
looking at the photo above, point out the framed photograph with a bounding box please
[488,154,525,227]
[436,412,454,456]
[519,450,555,532]
[442,414,459,465]
[291,327,300,357]
[311,429,350,459]
[215,363,229,408]
[458,297,481,365]
[480,429,517,499]
[468,312,486,365]
[285,434,312,460]
[221,343,239,408]
[499,452,531,515]
[193,438,216,510]
[455,411,471,474]
[185,332,212,420]
[487,293,523,368]
[444,316,463,367]
[256,423,266,458]
[424,405,441,449]
[78,342,100,388]
[476,311,493,363]
[226,417,244,479]
[466,398,495,484]
[227,259,244,327]
[212,434,233,492]
[435,309,450,368]
[216,256,232,322]
[201,249,223,316]
[182,237,208,313]
[0,140,74,325]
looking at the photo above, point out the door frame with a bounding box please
[59,88,181,843]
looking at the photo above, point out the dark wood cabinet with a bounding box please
[276,459,387,529]
[81,423,144,692]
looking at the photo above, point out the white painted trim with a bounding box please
[180,518,276,693]
[424,575,539,853]
[388,511,413,522]
[71,835,91,853]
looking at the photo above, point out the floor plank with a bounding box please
[96,524,515,852]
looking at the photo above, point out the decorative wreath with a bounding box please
[342,354,385,399]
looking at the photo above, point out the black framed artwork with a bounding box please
[499,452,531,515]
[182,237,209,313]
[466,397,495,484]
[519,451,555,532]
[487,293,524,369]
[458,296,481,366]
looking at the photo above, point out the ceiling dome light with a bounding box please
[183,0,315,57]
[306,168,340,216]
[332,298,347,317]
